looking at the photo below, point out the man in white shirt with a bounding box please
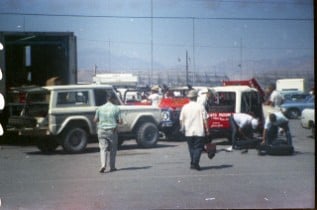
[265,85,283,108]
[147,85,162,107]
[179,90,209,171]
[226,113,259,153]
[261,111,292,146]
[269,90,283,108]
[197,88,214,111]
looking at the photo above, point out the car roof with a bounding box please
[43,84,113,91]
[211,85,258,92]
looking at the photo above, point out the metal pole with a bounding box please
[186,50,189,85]
[192,17,195,85]
[150,0,153,85]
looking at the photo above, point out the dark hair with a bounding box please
[108,92,117,100]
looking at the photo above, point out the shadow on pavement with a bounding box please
[119,143,178,151]
[201,164,233,171]
[115,166,152,171]
[25,146,100,156]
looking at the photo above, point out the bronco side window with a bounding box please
[93,89,121,106]
[94,89,108,106]
[241,91,262,118]
[56,91,89,107]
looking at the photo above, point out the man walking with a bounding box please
[94,92,122,173]
[179,90,209,171]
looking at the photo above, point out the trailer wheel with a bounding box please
[61,127,88,153]
[136,122,158,148]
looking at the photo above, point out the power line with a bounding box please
[78,38,313,50]
[0,12,313,21]
[211,0,312,6]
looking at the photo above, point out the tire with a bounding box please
[61,127,88,153]
[287,108,300,119]
[136,122,159,148]
[8,116,37,128]
[36,138,59,154]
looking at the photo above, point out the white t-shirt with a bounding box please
[148,93,162,107]
[269,90,283,107]
[197,94,207,107]
[233,113,253,128]
[179,101,208,137]
[264,112,288,129]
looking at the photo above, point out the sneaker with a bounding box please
[241,149,248,154]
[194,165,201,171]
[99,167,105,173]
[225,146,233,152]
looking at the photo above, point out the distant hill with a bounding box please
[78,54,314,89]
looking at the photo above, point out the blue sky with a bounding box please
[0,0,314,80]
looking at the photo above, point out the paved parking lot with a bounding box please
[0,119,315,209]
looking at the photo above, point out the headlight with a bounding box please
[161,110,171,121]
[280,107,287,112]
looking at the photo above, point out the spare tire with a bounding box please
[8,116,37,128]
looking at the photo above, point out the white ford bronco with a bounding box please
[6,84,161,153]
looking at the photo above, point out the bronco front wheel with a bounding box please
[136,122,159,148]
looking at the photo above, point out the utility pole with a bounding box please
[150,0,153,85]
[108,39,111,72]
[239,37,243,79]
[94,64,97,76]
[186,50,189,85]
[192,17,195,85]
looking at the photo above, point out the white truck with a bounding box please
[276,78,305,92]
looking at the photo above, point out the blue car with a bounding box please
[280,91,310,103]
[280,95,315,119]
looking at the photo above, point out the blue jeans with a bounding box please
[186,136,205,166]
[229,116,238,147]
[97,128,118,170]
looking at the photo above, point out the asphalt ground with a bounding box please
[0,119,315,210]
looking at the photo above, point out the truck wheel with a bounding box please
[61,127,88,153]
[8,116,37,128]
[36,138,59,154]
[136,122,159,148]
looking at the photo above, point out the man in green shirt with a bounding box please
[94,92,122,173]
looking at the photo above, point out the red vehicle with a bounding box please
[158,87,191,140]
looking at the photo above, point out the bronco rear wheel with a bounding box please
[61,127,88,153]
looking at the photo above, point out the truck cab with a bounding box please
[207,85,264,141]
